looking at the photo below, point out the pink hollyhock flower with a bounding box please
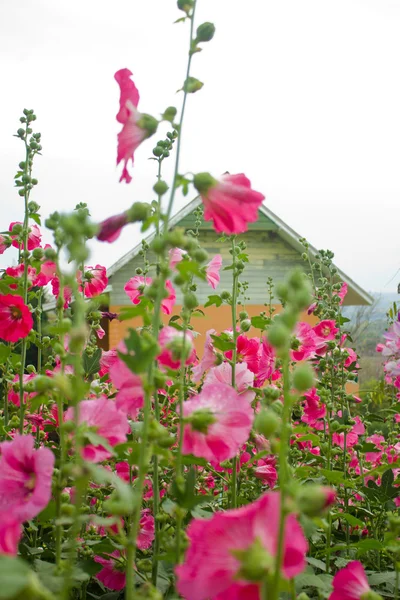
[0,235,10,254]
[97,212,129,243]
[301,388,326,426]
[329,560,375,600]
[182,383,254,463]
[51,277,73,309]
[336,282,348,305]
[204,362,255,404]
[99,349,119,378]
[96,326,105,340]
[8,373,37,407]
[169,247,186,269]
[291,322,317,362]
[81,265,108,298]
[254,456,278,488]
[162,280,176,315]
[254,337,276,387]
[115,68,157,183]
[307,302,317,315]
[109,349,144,417]
[33,261,57,287]
[137,509,155,550]
[95,550,127,590]
[0,434,54,521]
[344,348,359,369]
[64,397,129,462]
[192,329,217,382]
[124,275,151,304]
[6,264,37,289]
[225,335,260,374]
[193,172,265,235]
[313,320,338,353]
[9,222,41,250]
[0,294,33,343]
[176,491,308,600]
[0,517,22,555]
[205,254,222,289]
[157,326,196,370]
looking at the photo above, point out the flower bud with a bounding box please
[297,485,336,516]
[188,409,216,434]
[153,146,164,157]
[268,323,290,349]
[196,22,216,43]
[177,0,193,13]
[153,180,169,196]
[255,409,280,438]
[184,292,198,310]
[162,106,178,122]
[127,202,152,223]
[32,247,44,260]
[292,364,314,392]
[234,539,273,582]
[137,113,158,138]
[240,319,251,333]
[183,77,204,93]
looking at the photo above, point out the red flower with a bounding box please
[0,295,33,343]
[97,213,128,243]
[9,222,41,250]
[193,172,265,234]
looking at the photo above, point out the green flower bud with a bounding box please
[153,180,169,196]
[255,409,280,438]
[233,538,273,582]
[193,248,208,263]
[239,311,249,321]
[240,319,251,333]
[167,229,186,247]
[183,77,204,93]
[17,128,25,137]
[189,409,216,433]
[10,223,23,235]
[297,594,311,600]
[297,485,336,516]
[32,247,44,260]
[152,237,167,254]
[268,323,290,349]
[153,146,164,157]
[177,0,194,14]
[293,363,314,392]
[162,106,178,122]
[184,292,198,310]
[196,22,216,43]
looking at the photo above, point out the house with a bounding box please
[103,198,373,352]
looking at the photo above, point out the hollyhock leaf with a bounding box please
[120,328,159,373]
[251,315,269,330]
[295,573,332,592]
[119,302,151,324]
[332,513,364,528]
[306,557,326,571]
[0,556,31,599]
[204,294,222,308]
[114,442,141,465]
[37,500,57,522]
[210,333,235,351]
[181,454,208,467]
[82,347,102,377]
[30,213,41,225]
[355,539,383,554]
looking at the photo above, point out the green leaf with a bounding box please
[210,333,235,352]
[250,315,269,330]
[120,328,159,374]
[355,538,383,554]
[0,344,11,361]
[30,213,41,225]
[37,500,57,523]
[0,556,30,599]
[332,512,364,528]
[118,301,151,326]
[295,573,332,592]
[306,557,326,571]
[114,442,140,466]
[181,454,208,467]
[204,295,222,308]
[82,347,102,377]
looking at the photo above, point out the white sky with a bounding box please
[1,0,400,294]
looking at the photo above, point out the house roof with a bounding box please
[107,197,373,306]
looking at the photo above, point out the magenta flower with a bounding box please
[162,280,176,315]
[291,322,317,362]
[335,282,348,305]
[254,456,278,488]
[169,247,186,269]
[192,329,217,383]
[204,362,255,404]
[225,334,260,375]
[8,373,37,407]
[254,337,276,387]
[33,260,57,287]
[176,491,308,600]
[137,509,155,550]
[81,265,108,298]
[0,518,22,555]
[94,550,127,590]
[115,68,157,183]
[0,294,33,343]
[301,388,327,426]
[182,383,254,463]
[157,326,196,370]
[329,561,377,600]
[51,277,73,309]
[0,434,54,522]
[205,254,222,289]
[124,275,152,304]
[9,221,41,250]
[97,212,129,243]
[64,397,129,462]
[109,350,144,418]
[0,235,10,254]
[193,173,265,234]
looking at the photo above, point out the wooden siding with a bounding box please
[110,229,311,307]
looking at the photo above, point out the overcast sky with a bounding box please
[1,0,400,294]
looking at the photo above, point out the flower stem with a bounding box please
[271,355,291,600]
[230,236,239,508]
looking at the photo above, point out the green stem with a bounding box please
[164,0,197,227]
[271,356,291,600]
[230,236,239,508]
